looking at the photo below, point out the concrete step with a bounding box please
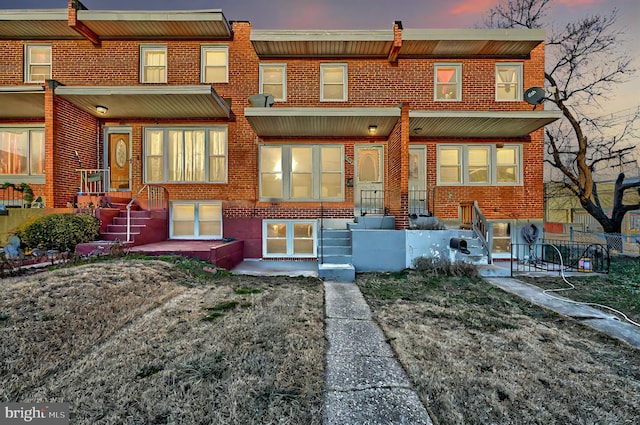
[322,254,353,264]
[112,217,152,226]
[322,245,352,256]
[106,224,147,233]
[318,263,355,282]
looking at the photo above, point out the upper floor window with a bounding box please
[25,45,51,83]
[496,63,523,101]
[260,145,344,201]
[434,63,462,101]
[0,128,45,177]
[320,63,347,101]
[144,126,227,183]
[437,144,521,185]
[259,63,286,101]
[201,45,228,83]
[140,45,167,83]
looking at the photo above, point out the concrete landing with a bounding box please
[323,281,433,425]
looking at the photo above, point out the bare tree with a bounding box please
[485,0,640,233]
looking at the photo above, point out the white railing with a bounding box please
[78,168,110,195]
[126,184,169,242]
[471,201,493,263]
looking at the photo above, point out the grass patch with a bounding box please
[358,266,640,424]
[235,288,262,295]
[518,255,640,323]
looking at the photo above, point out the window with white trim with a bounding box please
[259,63,286,101]
[263,220,317,258]
[434,63,462,101]
[437,144,521,185]
[171,201,222,239]
[496,63,523,101]
[25,45,51,83]
[259,145,344,201]
[201,45,228,83]
[140,45,167,83]
[0,128,45,177]
[144,127,227,183]
[320,63,347,101]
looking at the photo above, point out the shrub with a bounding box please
[14,213,100,252]
[413,256,478,277]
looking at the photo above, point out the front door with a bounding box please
[355,145,384,215]
[108,133,130,191]
[409,146,427,215]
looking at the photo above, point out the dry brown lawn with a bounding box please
[0,259,325,424]
[358,271,640,425]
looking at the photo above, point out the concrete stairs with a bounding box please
[448,229,489,265]
[318,228,355,282]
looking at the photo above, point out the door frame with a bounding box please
[104,126,132,192]
[409,145,427,214]
[354,144,384,215]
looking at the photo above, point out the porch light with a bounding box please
[368,125,378,135]
[96,105,108,114]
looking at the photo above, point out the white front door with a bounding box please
[409,146,427,215]
[355,145,384,215]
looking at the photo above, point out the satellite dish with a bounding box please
[524,87,546,105]
[248,93,275,107]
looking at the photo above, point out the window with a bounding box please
[144,127,227,183]
[496,63,523,101]
[140,45,167,83]
[263,220,316,258]
[0,128,45,178]
[171,201,222,239]
[492,222,511,253]
[201,46,228,83]
[25,45,51,83]
[259,63,286,101]
[320,63,347,101]
[437,144,521,185]
[259,145,343,201]
[434,63,461,101]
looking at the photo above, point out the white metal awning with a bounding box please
[55,85,230,119]
[0,86,45,118]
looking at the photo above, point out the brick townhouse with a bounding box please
[0,0,561,266]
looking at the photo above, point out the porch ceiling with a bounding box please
[244,107,401,137]
[409,110,563,138]
[400,29,545,58]
[0,9,82,39]
[55,85,230,119]
[251,29,395,58]
[0,86,45,118]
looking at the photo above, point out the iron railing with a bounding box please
[126,184,169,242]
[359,190,387,216]
[408,189,434,216]
[78,168,110,195]
[0,184,27,208]
[471,201,493,264]
[511,240,609,275]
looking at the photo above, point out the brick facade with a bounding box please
[0,3,555,259]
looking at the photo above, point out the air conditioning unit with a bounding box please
[248,93,275,107]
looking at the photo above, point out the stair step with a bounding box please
[321,254,353,264]
[106,224,147,233]
[112,217,152,226]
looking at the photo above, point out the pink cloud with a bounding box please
[449,0,500,16]
[282,3,334,29]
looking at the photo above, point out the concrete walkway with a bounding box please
[323,281,433,425]
[485,277,640,349]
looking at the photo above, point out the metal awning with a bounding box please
[55,85,230,119]
[0,9,82,39]
[0,86,45,118]
[76,9,232,40]
[409,110,562,138]
[244,107,401,137]
[400,29,545,58]
[251,29,395,58]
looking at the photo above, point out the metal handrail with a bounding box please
[471,201,493,263]
[77,168,110,195]
[126,184,169,242]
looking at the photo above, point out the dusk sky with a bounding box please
[2,0,638,113]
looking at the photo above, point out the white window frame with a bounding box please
[320,63,348,102]
[262,219,317,258]
[0,126,45,183]
[495,63,523,101]
[143,126,228,184]
[259,63,287,101]
[259,145,344,202]
[437,144,522,186]
[201,45,229,83]
[170,201,223,240]
[24,45,51,83]
[140,44,167,83]
[434,63,462,101]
